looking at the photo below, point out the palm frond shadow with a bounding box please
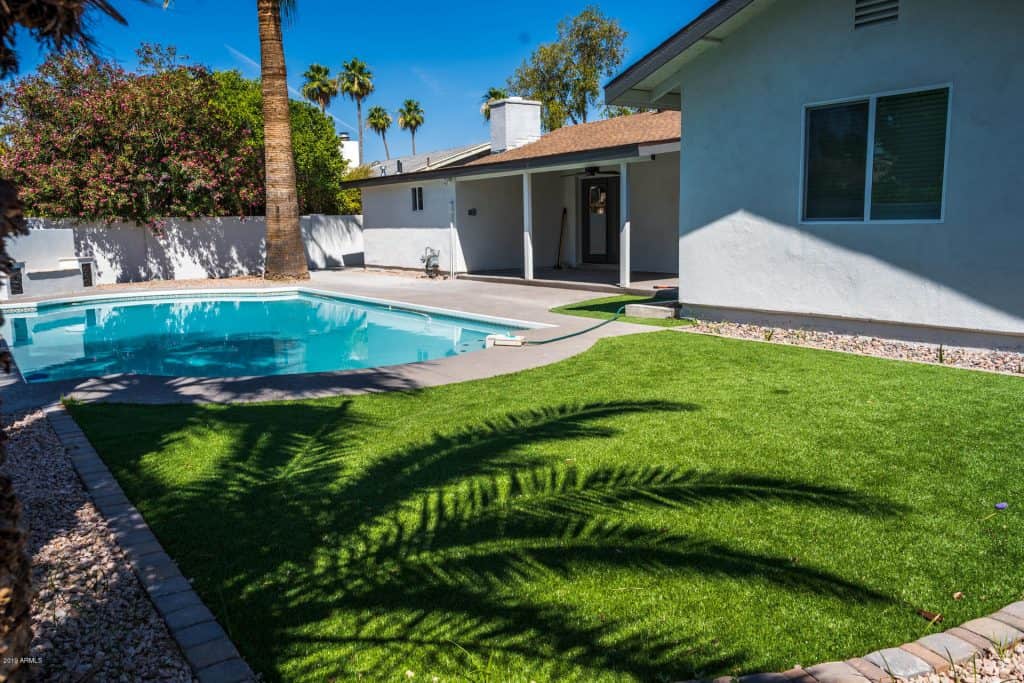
[129,399,903,681]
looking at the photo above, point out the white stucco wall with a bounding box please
[456,176,524,272]
[672,0,1024,335]
[9,215,363,292]
[630,152,679,274]
[361,180,461,272]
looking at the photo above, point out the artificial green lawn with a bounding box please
[551,294,691,327]
[68,332,1024,682]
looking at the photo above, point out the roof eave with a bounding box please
[341,141,675,190]
[604,0,758,107]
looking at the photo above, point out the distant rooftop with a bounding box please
[369,142,491,177]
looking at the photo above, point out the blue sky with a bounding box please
[14,0,714,163]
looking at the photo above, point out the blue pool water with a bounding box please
[0,292,519,383]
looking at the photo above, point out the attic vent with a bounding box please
[855,0,899,29]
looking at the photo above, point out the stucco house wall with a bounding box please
[455,176,524,272]
[630,152,679,274]
[671,0,1024,337]
[361,180,460,272]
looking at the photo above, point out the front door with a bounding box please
[581,177,619,265]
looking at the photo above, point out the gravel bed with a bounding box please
[910,642,1024,683]
[2,410,193,682]
[688,321,1024,376]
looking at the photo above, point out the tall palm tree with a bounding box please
[2,3,128,677]
[337,58,374,166]
[301,63,338,114]
[480,86,509,121]
[366,105,393,161]
[397,99,425,156]
[257,0,309,280]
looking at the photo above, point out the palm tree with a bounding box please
[397,99,425,155]
[301,63,338,114]
[480,86,509,121]
[337,58,374,166]
[257,0,309,280]
[2,3,128,677]
[366,105,393,161]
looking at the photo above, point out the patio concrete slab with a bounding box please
[1,271,662,407]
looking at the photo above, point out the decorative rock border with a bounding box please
[43,403,256,683]
[693,607,1024,683]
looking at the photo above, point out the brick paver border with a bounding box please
[43,401,1024,683]
[44,402,256,683]
[692,610,1024,683]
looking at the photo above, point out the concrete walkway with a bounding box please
[1,271,658,408]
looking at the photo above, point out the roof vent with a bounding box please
[855,0,899,29]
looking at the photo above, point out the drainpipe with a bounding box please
[619,161,631,288]
[522,172,534,280]
[447,179,458,279]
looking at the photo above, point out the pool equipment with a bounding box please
[421,247,441,278]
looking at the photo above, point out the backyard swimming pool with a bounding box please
[0,290,526,383]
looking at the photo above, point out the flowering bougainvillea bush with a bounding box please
[0,45,265,225]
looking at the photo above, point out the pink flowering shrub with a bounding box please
[0,46,264,225]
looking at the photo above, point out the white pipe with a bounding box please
[523,172,534,280]
[619,162,631,288]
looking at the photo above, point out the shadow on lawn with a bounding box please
[119,399,903,681]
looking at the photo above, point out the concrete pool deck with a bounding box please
[0,271,659,409]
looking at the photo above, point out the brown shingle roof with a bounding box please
[465,110,681,167]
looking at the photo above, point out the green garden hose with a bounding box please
[523,306,628,345]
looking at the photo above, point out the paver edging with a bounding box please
[679,603,1024,683]
[44,402,256,683]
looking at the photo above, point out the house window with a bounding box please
[411,187,424,212]
[803,86,949,222]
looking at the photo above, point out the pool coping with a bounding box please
[0,285,555,330]
[44,401,257,683]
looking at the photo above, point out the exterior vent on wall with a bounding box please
[9,267,23,296]
[81,262,94,288]
[855,0,899,29]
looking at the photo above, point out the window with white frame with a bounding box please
[411,186,424,212]
[802,87,950,222]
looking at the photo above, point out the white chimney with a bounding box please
[489,97,542,153]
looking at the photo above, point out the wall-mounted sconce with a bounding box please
[467,208,477,216]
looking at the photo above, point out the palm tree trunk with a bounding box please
[356,99,364,166]
[257,0,309,280]
[0,470,31,683]
[0,182,32,682]
[382,133,390,161]
[411,131,416,156]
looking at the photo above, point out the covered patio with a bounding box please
[452,145,681,294]
[352,110,683,294]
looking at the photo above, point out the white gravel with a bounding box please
[2,410,193,682]
[910,642,1024,683]
[687,321,1024,376]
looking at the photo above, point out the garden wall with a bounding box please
[11,215,363,287]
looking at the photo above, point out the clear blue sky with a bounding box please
[14,0,714,163]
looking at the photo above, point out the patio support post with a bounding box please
[522,172,534,281]
[619,162,631,288]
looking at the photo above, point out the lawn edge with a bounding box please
[43,402,257,683]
